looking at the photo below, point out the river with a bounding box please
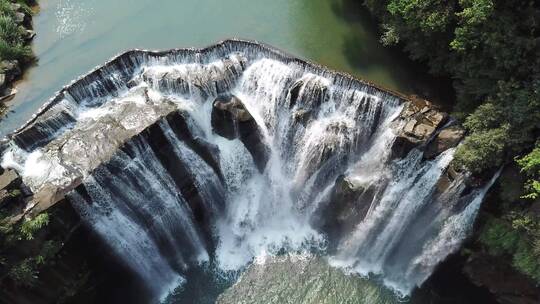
[0,0,445,136]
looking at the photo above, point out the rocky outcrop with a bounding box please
[211,94,269,171]
[313,175,376,250]
[391,97,449,159]
[424,125,465,159]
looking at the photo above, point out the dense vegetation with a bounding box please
[362,0,540,284]
[0,210,58,287]
[0,0,34,62]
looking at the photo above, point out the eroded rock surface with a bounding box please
[391,97,450,159]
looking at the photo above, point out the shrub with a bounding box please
[479,215,540,283]
[516,144,540,199]
[479,217,520,255]
[454,125,509,174]
[20,213,49,241]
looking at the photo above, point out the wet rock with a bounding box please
[391,133,421,159]
[288,81,303,109]
[424,125,465,159]
[165,111,224,182]
[314,175,375,250]
[434,165,462,194]
[215,96,253,122]
[292,108,312,126]
[211,95,269,171]
[211,95,252,139]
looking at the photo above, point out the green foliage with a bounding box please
[0,39,32,61]
[8,189,21,198]
[386,0,455,33]
[454,125,509,174]
[365,0,540,174]
[8,258,37,286]
[0,0,34,62]
[20,213,49,241]
[516,144,540,199]
[0,14,25,44]
[479,214,540,283]
[513,239,540,282]
[479,217,520,255]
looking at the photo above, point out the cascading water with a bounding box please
[0,40,498,302]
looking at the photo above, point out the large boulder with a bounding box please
[211,95,254,139]
[424,125,465,159]
[313,175,375,250]
[211,95,269,171]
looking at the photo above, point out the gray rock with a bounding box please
[391,97,450,160]
[313,175,376,249]
[411,123,436,139]
[292,108,312,126]
[211,95,269,171]
[214,96,253,122]
[10,3,22,12]
[424,125,465,159]
[14,12,26,24]
[24,29,36,40]
[0,169,19,190]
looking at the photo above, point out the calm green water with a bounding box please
[1,0,435,135]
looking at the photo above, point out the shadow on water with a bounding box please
[331,0,456,111]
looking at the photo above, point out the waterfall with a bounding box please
[68,131,211,299]
[0,40,498,301]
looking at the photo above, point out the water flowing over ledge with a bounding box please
[0,39,497,301]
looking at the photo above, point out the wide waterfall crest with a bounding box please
[0,40,496,300]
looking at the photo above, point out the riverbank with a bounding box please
[0,0,37,116]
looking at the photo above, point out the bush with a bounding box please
[0,14,25,44]
[20,213,49,241]
[479,217,520,255]
[513,239,540,282]
[454,125,509,174]
[0,0,34,62]
[479,215,540,283]
[516,144,540,199]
